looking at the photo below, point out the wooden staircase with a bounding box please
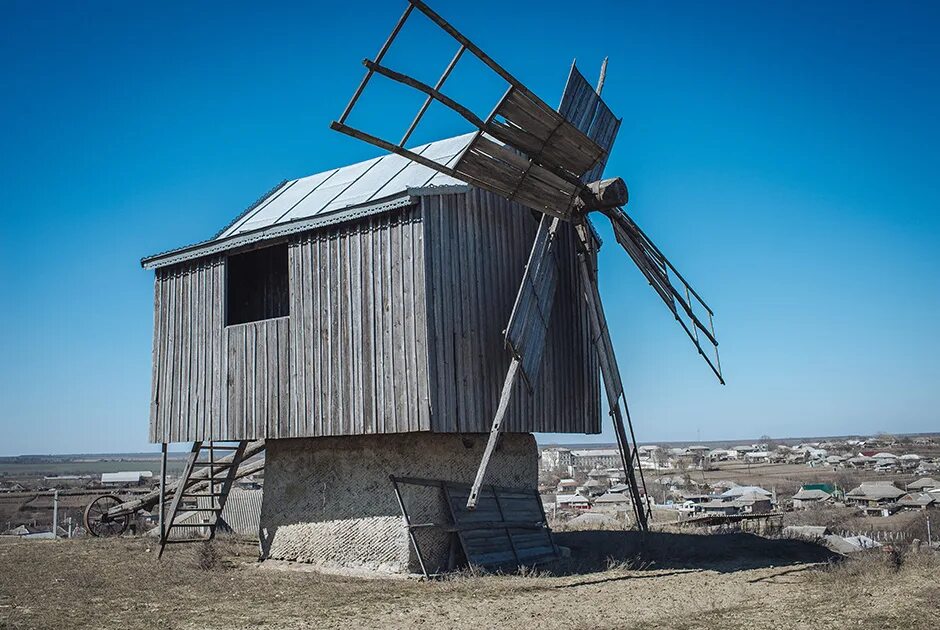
[158,441,250,558]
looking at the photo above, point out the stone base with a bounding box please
[259,432,538,574]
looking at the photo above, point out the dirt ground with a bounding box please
[1,532,938,630]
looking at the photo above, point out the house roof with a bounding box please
[907,477,939,490]
[720,485,771,499]
[792,488,832,501]
[101,471,152,484]
[141,134,473,269]
[783,525,829,539]
[594,492,631,504]
[845,482,905,500]
[899,492,935,507]
[556,494,590,504]
[217,135,470,239]
[570,449,620,458]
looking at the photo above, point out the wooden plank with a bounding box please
[194,263,205,440]
[412,208,431,431]
[349,228,363,434]
[360,221,376,433]
[149,276,162,443]
[400,214,416,432]
[466,358,521,509]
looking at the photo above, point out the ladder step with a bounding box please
[193,461,234,467]
[169,523,217,529]
[185,507,222,513]
[182,493,226,498]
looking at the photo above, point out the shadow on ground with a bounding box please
[549,530,839,576]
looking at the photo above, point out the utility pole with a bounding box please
[52,489,58,538]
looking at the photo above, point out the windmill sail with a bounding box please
[557,63,622,183]
[330,0,610,220]
[606,207,724,384]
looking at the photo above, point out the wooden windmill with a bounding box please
[331,0,724,529]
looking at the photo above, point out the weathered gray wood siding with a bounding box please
[422,188,601,435]
[224,317,290,440]
[150,189,598,443]
[150,257,226,443]
[151,258,291,443]
[287,207,431,436]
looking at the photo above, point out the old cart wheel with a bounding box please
[83,495,130,537]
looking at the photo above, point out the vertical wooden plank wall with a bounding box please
[150,257,226,443]
[422,188,600,435]
[151,258,290,443]
[287,206,431,437]
[149,192,597,443]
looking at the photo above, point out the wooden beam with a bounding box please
[337,3,414,123]
[574,222,650,531]
[466,358,521,509]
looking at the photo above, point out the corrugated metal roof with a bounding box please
[141,134,474,269]
[217,133,472,239]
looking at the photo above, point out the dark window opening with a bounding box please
[226,244,289,325]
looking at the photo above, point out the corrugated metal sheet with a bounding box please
[220,488,263,538]
[217,134,472,239]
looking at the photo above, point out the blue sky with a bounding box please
[1,1,938,456]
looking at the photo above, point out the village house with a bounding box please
[898,454,922,469]
[693,499,740,516]
[897,492,935,511]
[845,481,905,517]
[580,478,608,497]
[732,491,774,514]
[100,471,154,487]
[744,451,775,464]
[555,494,591,511]
[570,448,621,469]
[906,477,939,491]
[791,487,835,509]
[592,492,632,515]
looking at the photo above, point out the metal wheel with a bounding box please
[83,494,130,537]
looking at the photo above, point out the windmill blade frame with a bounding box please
[604,206,724,384]
[329,0,617,220]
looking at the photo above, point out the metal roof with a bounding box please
[141,133,474,269]
[218,133,472,238]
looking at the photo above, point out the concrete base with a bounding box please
[259,433,538,574]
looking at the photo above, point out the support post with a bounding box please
[159,442,167,543]
[466,359,522,509]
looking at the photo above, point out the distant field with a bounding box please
[0,459,186,477]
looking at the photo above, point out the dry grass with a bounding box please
[1,534,938,630]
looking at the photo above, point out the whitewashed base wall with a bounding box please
[259,433,538,574]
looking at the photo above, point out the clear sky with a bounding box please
[1,1,938,456]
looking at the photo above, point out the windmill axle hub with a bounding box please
[576,177,629,213]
